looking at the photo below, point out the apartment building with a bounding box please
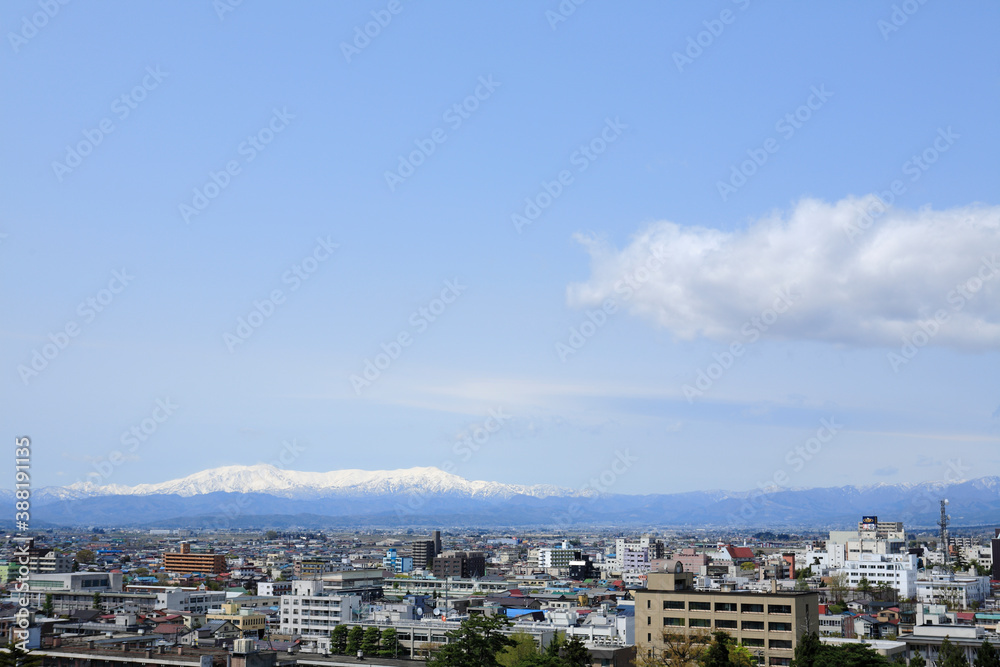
[833,553,918,599]
[278,580,361,653]
[635,563,818,667]
[539,546,577,570]
[915,574,991,607]
[431,551,485,579]
[293,558,332,579]
[163,542,227,575]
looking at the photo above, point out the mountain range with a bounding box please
[7,464,1000,530]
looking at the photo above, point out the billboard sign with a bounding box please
[861,515,878,531]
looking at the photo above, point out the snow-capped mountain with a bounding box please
[62,464,577,500]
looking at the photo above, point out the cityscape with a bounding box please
[4,2,1000,667]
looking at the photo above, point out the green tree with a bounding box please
[346,625,364,654]
[728,643,755,667]
[974,640,1000,667]
[939,637,970,667]
[498,631,540,667]
[699,631,735,667]
[857,576,874,599]
[813,643,889,667]
[561,636,590,667]
[426,614,514,667]
[792,631,823,667]
[41,594,54,617]
[265,530,279,540]
[910,651,927,667]
[134,567,149,577]
[75,549,96,564]
[379,628,400,658]
[330,625,348,654]
[361,626,381,655]
[0,641,43,667]
[92,591,102,611]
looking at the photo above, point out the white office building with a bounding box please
[278,580,361,653]
[833,553,918,599]
[916,574,991,608]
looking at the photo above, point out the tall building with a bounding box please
[410,540,435,570]
[991,529,1000,581]
[278,580,361,654]
[431,551,485,579]
[635,562,818,667]
[163,542,227,575]
[293,558,332,579]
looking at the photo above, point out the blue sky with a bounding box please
[2,1,999,496]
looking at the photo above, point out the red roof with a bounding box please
[728,546,755,559]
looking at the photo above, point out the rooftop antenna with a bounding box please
[939,499,950,566]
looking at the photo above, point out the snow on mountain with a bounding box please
[63,464,576,500]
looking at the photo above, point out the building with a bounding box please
[13,539,74,574]
[539,545,577,570]
[278,580,361,653]
[905,625,1000,666]
[991,529,1000,581]
[833,553,919,600]
[206,601,266,638]
[383,548,414,574]
[155,588,228,614]
[635,562,819,667]
[292,558,332,579]
[915,573,991,608]
[431,551,485,579]
[256,581,292,597]
[163,543,227,575]
[411,540,436,570]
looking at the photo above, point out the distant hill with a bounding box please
[7,464,999,530]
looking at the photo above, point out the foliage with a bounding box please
[0,642,43,667]
[330,625,348,654]
[41,594,54,617]
[92,591,102,610]
[361,626,381,655]
[829,572,849,605]
[346,625,364,654]
[635,630,710,667]
[264,530,280,540]
[792,632,890,667]
[973,640,1000,667]
[740,562,756,571]
[698,631,736,667]
[938,637,969,667]
[379,628,400,658]
[909,651,926,667]
[561,636,590,667]
[426,615,514,667]
[857,576,874,598]
[75,548,96,564]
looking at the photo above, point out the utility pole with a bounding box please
[939,499,950,567]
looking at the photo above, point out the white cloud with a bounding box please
[568,197,1000,348]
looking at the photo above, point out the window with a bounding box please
[769,622,792,632]
[689,601,711,611]
[769,639,793,649]
[744,638,765,647]
[742,621,765,630]
[663,617,685,627]
[716,619,737,629]
[742,603,764,613]
[768,604,792,615]
[663,600,685,610]
[716,602,738,612]
[690,618,711,628]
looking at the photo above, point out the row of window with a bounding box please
[654,600,791,615]
[656,617,791,632]
[646,633,793,650]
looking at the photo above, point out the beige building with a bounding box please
[635,562,818,667]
